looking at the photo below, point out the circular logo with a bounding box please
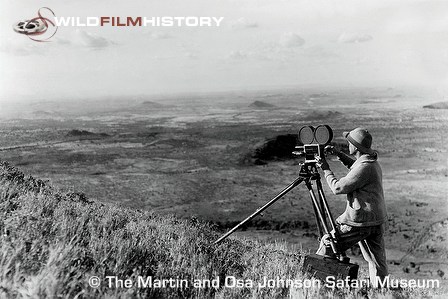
[13,19,46,34]
[13,7,58,42]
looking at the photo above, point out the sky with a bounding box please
[1,0,448,102]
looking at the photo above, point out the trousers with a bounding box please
[316,223,388,287]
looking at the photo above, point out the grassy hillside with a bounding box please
[0,162,442,298]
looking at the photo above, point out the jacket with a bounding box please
[323,153,387,227]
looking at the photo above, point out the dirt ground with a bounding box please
[1,86,447,283]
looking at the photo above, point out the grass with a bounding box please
[0,161,444,298]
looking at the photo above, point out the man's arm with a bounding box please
[323,164,370,195]
[324,145,355,169]
[336,151,355,169]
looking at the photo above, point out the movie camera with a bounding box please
[294,125,333,164]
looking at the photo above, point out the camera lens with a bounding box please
[314,125,333,145]
[298,126,315,144]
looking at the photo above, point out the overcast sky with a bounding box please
[1,0,448,102]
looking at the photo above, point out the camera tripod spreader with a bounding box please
[214,162,350,263]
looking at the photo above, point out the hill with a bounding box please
[423,101,448,109]
[0,162,440,298]
[301,110,342,120]
[249,101,276,109]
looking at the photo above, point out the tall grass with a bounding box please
[0,162,443,298]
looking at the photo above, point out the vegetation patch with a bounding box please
[66,129,110,138]
[0,161,442,298]
[242,134,298,165]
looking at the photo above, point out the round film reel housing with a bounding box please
[13,19,46,34]
[298,126,315,144]
[314,125,333,145]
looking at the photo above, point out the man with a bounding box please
[315,127,388,287]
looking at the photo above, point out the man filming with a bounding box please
[315,127,388,287]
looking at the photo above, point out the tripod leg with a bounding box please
[315,177,351,261]
[305,179,340,255]
[214,176,305,245]
[316,179,337,234]
[316,179,349,261]
[312,201,324,238]
[317,191,329,234]
[305,179,330,236]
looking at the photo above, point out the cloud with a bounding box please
[184,51,198,59]
[75,30,113,49]
[0,38,44,56]
[338,32,373,43]
[144,31,172,40]
[302,45,339,61]
[228,50,248,60]
[151,32,171,39]
[55,37,71,45]
[279,32,305,48]
[230,18,258,29]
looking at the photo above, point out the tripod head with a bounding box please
[297,161,320,179]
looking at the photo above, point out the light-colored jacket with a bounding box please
[323,153,387,227]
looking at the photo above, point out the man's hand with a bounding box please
[324,145,340,156]
[320,233,332,246]
[315,155,330,171]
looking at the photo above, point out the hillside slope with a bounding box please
[0,162,440,298]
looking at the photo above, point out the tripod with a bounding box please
[214,162,349,263]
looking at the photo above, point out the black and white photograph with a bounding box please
[1,0,447,298]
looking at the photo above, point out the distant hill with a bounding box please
[302,110,342,120]
[32,110,54,117]
[249,100,276,108]
[423,101,448,109]
[140,100,166,108]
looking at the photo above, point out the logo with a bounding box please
[13,7,58,42]
[13,7,224,42]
